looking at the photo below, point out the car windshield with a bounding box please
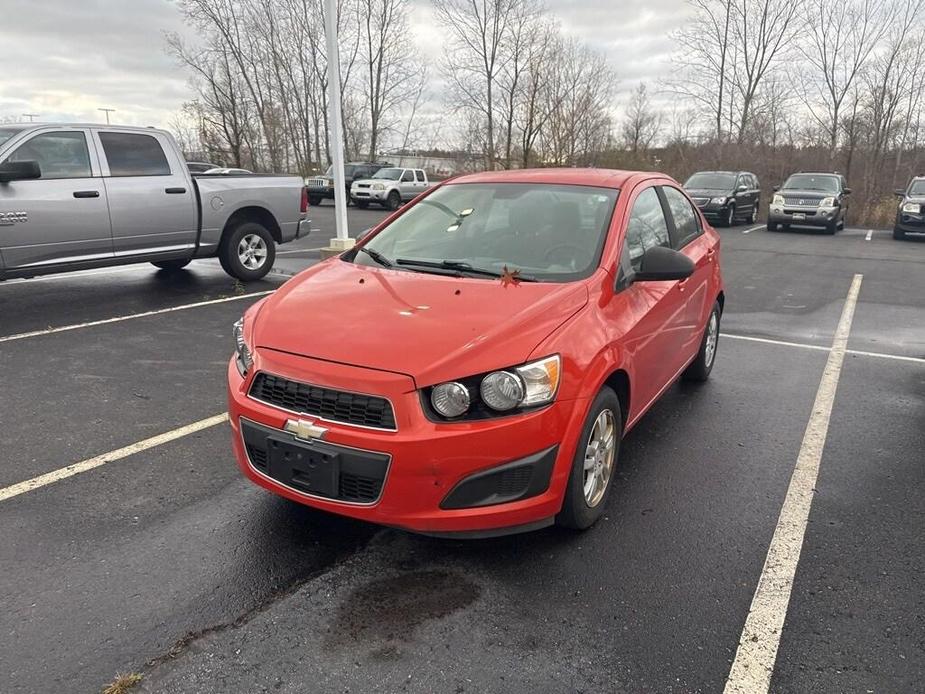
[323,164,356,177]
[0,126,27,148]
[783,174,839,192]
[908,180,925,195]
[685,172,736,189]
[355,182,618,282]
[373,167,403,180]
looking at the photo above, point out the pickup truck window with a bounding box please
[401,170,414,182]
[5,131,91,179]
[373,168,403,180]
[415,170,426,182]
[99,132,170,177]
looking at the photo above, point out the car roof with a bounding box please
[689,170,747,175]
[788,171,839,177]
[448,168,653,189]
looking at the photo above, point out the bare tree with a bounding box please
[622,83,662,153]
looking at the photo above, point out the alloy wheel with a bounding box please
[583,409,616,507]
[704,311,719,368]
[238,234,268,270]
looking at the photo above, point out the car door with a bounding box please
[399,169,417,200]
[93,129,198,257]
[414,169,428,193]
[660,185,715,359]
[607,185,691,411]
[0,128,113,270]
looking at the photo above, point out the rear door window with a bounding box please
[99,132,170,177]
[5,131,92,179]
[415,170,426,182]
[624,187,671,271]
[661,186,702,248]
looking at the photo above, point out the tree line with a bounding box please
[169,0,925,226]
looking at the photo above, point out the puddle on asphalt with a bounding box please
[324,570,481,648]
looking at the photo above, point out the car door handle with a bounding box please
[165,187,186,194]
[73,190,100,198]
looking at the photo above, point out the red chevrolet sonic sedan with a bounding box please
[228,169,724,537]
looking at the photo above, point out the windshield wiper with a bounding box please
[396,258,536,281]
[358,246,393,268]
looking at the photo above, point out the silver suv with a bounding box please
[767,172,850,234]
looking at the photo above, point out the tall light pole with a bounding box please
[321,0,353,255]
[98,108,116,125]
[22,113,39,122]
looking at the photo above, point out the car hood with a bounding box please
[778,188,835,198]
[254,260,589,386]
[685,187,732,196]
[903,194,925,204]
[351,178,387,186]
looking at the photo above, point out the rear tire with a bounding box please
[557,386,622,531]
[893,226,907,240]
[683,301,721,382]
[219,221,276,282]
[151,259,190,272]
[386,190,401,211]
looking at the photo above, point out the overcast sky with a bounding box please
[1,0,688,129]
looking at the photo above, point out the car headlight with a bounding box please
[711,197,727,205]
[372,183,385,191]
[232,318,254,377]
[431,382,470,418]
[426,355,561,420]
[902,201,921,213]
[772,194,784,205]
[819,196,836,207]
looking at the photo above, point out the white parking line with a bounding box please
[276,246,328,255]
[0,291,274,344]
[865,229,873,241]
[0,413,228,503]
[724,332,925,364]
[743,224,763,234]
[724,274,862,694]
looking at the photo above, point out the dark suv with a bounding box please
[768,172,850,234]
[893,176,925,240]
[306,161,392,206]
[683,170,761,226]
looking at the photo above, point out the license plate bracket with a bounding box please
[792,212,805,220]
[267,436,339,497]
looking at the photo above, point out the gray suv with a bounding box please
[767,172,850,234]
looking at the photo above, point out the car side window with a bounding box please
[624,187,671,271]
[99,132,171,177]
[401,170,414,183]
[415,170,425,182]
[5,131,92,179]
[662,186,702,248]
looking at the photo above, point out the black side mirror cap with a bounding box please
[772,185,780,191]
[0,160,41,183]
[894,189,906,197]
[843,188,851,195]
[736,185,747,192]
[633,246,695,282]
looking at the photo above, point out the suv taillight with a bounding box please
[300,186,309,213]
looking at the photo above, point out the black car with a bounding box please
[767,172,850,234]
[305,161,393,206]
[683,170,761,226]
[893,176,925,240]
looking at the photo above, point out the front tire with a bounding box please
[893,226,907,240]
[683,301,721,382]
[825,219,837,235]
[385,190,401,211]
[151,259,190,272]
[767,220,778,231]
[723,205,736,227]
[219,221,276,282]
[355,200,369,209]
[557,387,622,530]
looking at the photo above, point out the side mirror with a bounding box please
[736,184,747,193]
[772,185,780,192]
[0,160,41,183]
[356,227,373,242]
[894,188,906,197]
[633,246,695,282]
[843,188,851,195]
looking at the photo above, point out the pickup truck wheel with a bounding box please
[355,200,369,209]
[386,190,401,211]
[557,386,622,530]
[152,259,191,272]
[219,222,276,281]
[308,195,322,206]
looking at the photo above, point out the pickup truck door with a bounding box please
[0,128,113,271]
[93,129,198,257]
[414,169,428,194]
[399,169,417,200]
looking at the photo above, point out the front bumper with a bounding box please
[351,187,388,202]
[768,206,839,227]
[227,349,589,536]
[296,218,311,239]
[307,185,336,200]
[896,210,925,233]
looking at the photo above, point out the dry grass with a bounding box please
[102,672,143,694]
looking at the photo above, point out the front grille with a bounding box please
[783,195,822,206]
[246,444,268,470]
[357,183,371,188]
[307,178,327,187]
[249,372,397,430]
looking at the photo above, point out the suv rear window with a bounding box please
[100,133,170,177]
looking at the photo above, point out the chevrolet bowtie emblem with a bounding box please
[284,418,328,441]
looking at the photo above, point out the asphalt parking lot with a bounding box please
[1,204,923,693]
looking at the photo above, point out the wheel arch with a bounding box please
[221,206,282,245]
[601,369,630,432]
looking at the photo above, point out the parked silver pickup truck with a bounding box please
[350,166,430,210]
[0,124,309,282]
